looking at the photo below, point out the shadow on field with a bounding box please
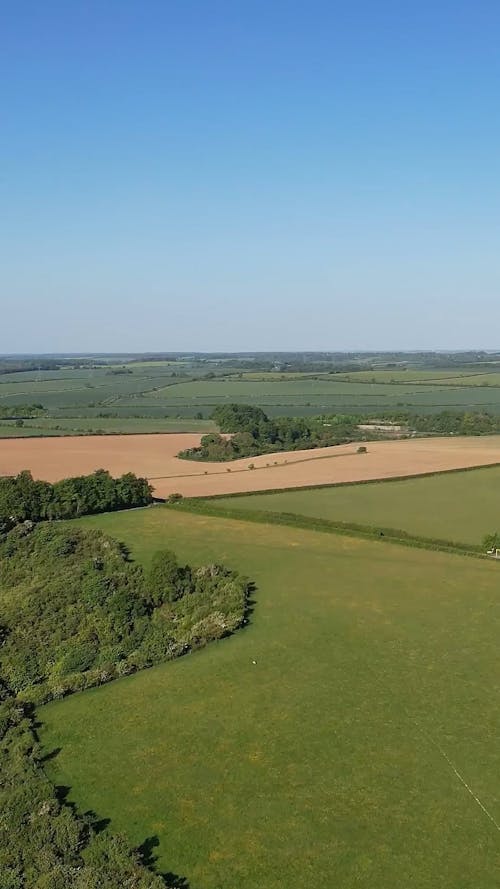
[34,570,257,889]
[43,753,192,887]
[39,744,61,764]
[55,784,192,886]
[244,580,257,623]
[139,835,191,887]
[53,782,112,834]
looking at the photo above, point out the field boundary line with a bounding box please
[190,460,500,501]
[169,502,487,560]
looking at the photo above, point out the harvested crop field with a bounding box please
[1,433,500,497]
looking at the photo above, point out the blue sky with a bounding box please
[2,1,499,352]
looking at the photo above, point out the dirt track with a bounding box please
[1,433,500,498]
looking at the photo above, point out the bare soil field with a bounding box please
[1,433,500,498]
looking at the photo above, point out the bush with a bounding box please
[483,532,500,552]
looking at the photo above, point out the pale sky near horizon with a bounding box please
[1,1,499,353]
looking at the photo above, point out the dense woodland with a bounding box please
[0,522,250,887]
[0,470,152,533]
[179,404,364,461]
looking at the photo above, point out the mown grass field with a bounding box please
[209,464,500,546]
[40,507,500,889]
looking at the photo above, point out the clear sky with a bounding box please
[1,1,499,352]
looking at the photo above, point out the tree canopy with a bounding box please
[0,523,250,886]
[0,469,152,532]
[179,404,363,462]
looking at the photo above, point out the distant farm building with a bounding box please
[357,423,410,435]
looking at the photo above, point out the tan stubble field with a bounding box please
[1,433,500,498]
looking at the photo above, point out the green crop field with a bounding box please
[40,507,500,889]
[0,416,215,437]
[209,465,500,546]
[5,361,500,422]
[127,377,500,418]
[334,370,500,386]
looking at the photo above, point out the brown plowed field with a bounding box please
[1,433,500,498]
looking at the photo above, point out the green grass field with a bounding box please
[40,507,500,889]
[209,465,500,546]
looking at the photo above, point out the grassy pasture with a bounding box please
[41,508,500,889]
[209,465,500,546]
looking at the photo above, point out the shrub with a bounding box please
[483,532,500,552]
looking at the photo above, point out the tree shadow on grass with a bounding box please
[39,745,61,764]
[138,835,191,888]
[242,580,257,625]
[53,792,190,885]
[53,783,112,834]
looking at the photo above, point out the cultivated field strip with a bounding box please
[1,433,500,498]
[6,364,500,417]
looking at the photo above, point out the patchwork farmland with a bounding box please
[5,353,500,889]
[6,360,500,435]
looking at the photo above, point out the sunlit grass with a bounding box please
[40,507,500,888]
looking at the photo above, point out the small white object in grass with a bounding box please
[252,660,257,665]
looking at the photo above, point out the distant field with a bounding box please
[5,363,500,417]
[334,370,500,386]
[226,371,329,380]
[0,417,215,437]
[147,377,500,415]
[40,508,500,889]
[211,464,500,545]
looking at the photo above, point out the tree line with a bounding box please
[179,404,364,461]
[0,402,45,419]
[179,404,500,463]
[407,410,500,435]
[0,469,152,533]
[0,521,250,886]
